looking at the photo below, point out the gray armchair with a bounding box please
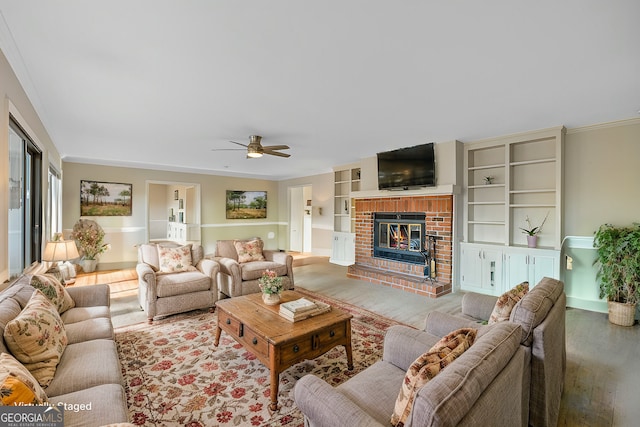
[294,322,526,427]
[136,243,219,322]
[211,238,294,298]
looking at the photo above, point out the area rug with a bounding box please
[115,289,406,426]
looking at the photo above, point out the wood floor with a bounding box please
[81,257,640,427]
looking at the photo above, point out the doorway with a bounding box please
[146,181,201,244]
[289,185,312,253]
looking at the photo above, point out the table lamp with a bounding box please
[42,239,80,285]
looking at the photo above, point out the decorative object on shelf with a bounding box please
[178,199,184,209]
[593,223,640,326]
[483,175,494,185]
[520,212,549,248]
[344,200,349,214]
[80,180,132,216]
[226,190,267,219]
[71,219,110,273]
[259,269,283,305]
[174,190,179,200]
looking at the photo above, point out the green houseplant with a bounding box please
[593,223,640,326]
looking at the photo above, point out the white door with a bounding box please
[289,187,304,252]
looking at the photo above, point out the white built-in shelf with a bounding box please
[468,163,505,171]
[468,201,505,205]
[509,189,555,194]
[469,184,505,189]
[509,158,555,167]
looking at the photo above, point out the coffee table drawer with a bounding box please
[219,313,242,337]
[239,325,269,359]
[279,322,348,366]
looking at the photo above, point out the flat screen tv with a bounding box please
[377,143,436,190]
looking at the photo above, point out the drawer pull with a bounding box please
[252,337,258,345]
[293,344,299,353]
[329,330,335,337]
[226,318,231,325]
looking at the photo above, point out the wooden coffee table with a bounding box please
[214,290,353,410]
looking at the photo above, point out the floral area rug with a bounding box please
[115,289,405,426]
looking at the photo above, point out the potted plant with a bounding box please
[71,219,110,273]
[258,269,284,305]
[520,212,549,248]
[593,223,640,326]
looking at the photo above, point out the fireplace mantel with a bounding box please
[350,184,460,199]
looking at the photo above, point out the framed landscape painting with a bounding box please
[226,190,267,219]
[80,180,133,216]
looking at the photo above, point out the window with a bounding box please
[8,117,42,279]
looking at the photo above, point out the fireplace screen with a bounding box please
[379,224,422,251]
[373,213,426,265]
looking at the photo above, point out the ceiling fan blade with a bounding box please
[262,145,290,150]
[264,150,291,158]
[229,140,248,148]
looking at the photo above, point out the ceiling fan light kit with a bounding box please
[213,135,291,159]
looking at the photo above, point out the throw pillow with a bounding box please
[234,239,265,263]
[4,290,68,387]
[391,328,477,427]
[0,352,48,405]
[488,281,529,325]
[157,245,195,273]
[30,274,75,314]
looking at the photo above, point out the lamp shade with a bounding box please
[43,240,80,262]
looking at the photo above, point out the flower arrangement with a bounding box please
[483,176,494,185]
[70,219,110,260]
[520,212,549,236]
[258,269,283,295]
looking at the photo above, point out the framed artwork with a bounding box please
[179,199,184,209]
[226,190,267,219]
[80,180,132,216]
[174,190,179,200]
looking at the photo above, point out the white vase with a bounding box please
[82,259,98,273]
[526,235,538,248]
[262,293,281,306]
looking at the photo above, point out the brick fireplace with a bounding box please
[347,195,453,297]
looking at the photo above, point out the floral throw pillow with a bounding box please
[3,290,68,387]
[30,274,75,314]
[0,352,48,405]
[234,239,265,263]
[157,245,195,273]
[488,281,529,324]
[391,328,477,427]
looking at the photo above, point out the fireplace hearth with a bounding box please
[348,195,453,298]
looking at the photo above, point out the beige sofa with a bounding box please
[136,243,219,322]
[424,277,566,427]
[212,238,294,298]
[294,321,527,426]
[0,274,129,426]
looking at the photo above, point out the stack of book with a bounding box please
[279,297,331,322]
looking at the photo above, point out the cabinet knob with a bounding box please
[252,338,258,345]
[329,330,335,337]
[226,318,231,325]
[293,344,299,353]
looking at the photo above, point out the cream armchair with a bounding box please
[212,238,294,298]
[136,242,219,322]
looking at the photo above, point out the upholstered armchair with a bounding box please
[211,238,294,298]
[136,242,219,322]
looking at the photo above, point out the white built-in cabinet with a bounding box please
[330,164,360,265]
[461,242,560,295]
[461,126,565,295]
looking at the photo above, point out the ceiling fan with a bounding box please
[212,135,290,158]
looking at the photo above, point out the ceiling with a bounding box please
[0,1,638,180]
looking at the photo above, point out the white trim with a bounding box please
[566,117,640,135]
[561,236,594,250]
[201,222,287,228]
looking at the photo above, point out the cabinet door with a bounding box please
[460,245,483,289]
[529,254,558,286]
[481,248,502,293]
[505,252,530,288]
